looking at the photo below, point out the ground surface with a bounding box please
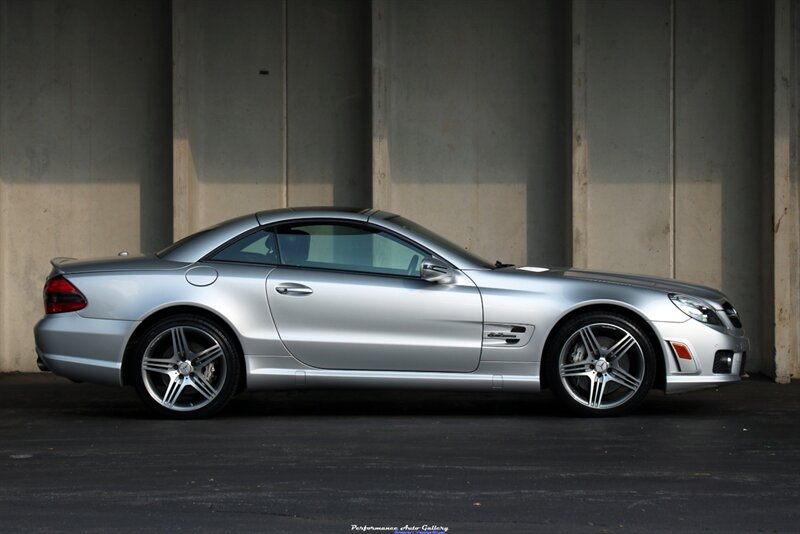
[0,373,798,533]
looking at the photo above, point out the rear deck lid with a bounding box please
[50,255,186,275]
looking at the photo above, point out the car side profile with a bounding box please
[34,207,749,418]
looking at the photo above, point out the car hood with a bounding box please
[512,266,728,303]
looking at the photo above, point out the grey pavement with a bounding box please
[0,373,798,533]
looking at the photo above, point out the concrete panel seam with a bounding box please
[571,0,588,269]
[773,0,798,383]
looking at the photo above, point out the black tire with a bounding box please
[132,314,241,419]
[544,312,655,417]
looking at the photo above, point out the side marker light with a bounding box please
[670,341,694,360]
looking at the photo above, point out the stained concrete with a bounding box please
[287,0,372,208]
[173,0,372,238]
[580,0,672,277]
[573,0,773,373]
[0,373,798,532]
[674,0,766,373]
[378,0,568,267]
[773,0,800,383]
[0,0,172,372]
[0,0,797,381]
[172,0,287,237]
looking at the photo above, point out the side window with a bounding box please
[275,223,426,277]
[209,229,278,265]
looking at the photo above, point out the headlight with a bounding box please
[669,294,723,326]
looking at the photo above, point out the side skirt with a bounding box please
[245,356,541,393]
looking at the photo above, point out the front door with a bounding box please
[265,221,483,372]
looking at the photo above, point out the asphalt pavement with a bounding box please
[0,372,798,533]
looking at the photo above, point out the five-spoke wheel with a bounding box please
[132,315,240,418]
[545,312,655,416]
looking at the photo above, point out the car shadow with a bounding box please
[221,388,726,420]
[0,373,747,421]
[225,389,567,418]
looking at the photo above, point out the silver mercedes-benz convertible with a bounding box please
[34,207,748,418]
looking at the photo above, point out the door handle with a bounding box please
[275,284,313,295]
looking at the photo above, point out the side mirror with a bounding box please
[420,257,454,283]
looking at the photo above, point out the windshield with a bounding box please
[384,215,495,269]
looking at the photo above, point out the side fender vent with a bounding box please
[483,324,535,347]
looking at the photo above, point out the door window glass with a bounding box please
[209,229,278,265]
[275,223,426,276]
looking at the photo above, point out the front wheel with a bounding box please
[544,312,656,416]
[132,315,241,419]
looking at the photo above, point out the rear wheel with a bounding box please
[545,312,655,416]
[132,315,240,419]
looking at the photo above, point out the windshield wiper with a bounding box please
[494,260,514,269]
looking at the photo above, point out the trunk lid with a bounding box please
[50,255,187,275]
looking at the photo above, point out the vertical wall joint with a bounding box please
[571,0,588,269]
[371,0,391,210]
[773,0,798,383]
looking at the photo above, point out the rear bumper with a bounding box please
[36,352,51,372]
[653,319,749,394]
[34,313,138,387]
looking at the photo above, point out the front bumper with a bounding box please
[652,319,749,393]
[34,313,138,387]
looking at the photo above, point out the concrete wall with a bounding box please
[793,0,800,380]
[173,0,286,238]
[173,0,371,239]
[573,0,772,371]
[374,0,568,267]
[674,0,768,371]
[773,0,800,382]
[0,0,797,378]
[287,0,371,207]
[574,0,672,276]
[0,0,172,372]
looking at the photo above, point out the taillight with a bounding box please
[44,275,87,314]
